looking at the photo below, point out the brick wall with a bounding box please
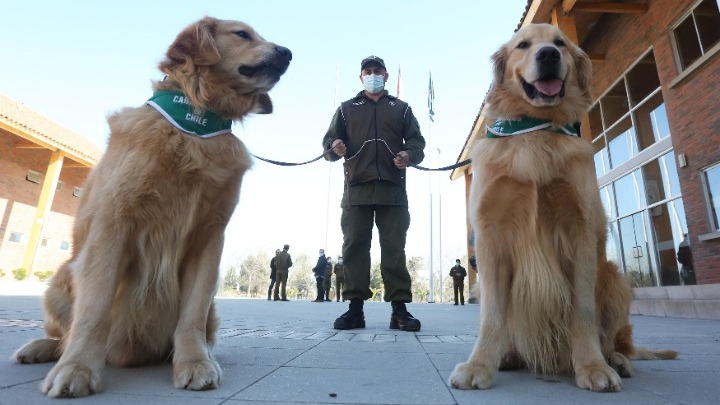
[582,0,720,284]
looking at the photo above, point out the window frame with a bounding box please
[699,161,720,240]
[669,0,720,87]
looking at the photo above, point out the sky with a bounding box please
[1,0,528,276]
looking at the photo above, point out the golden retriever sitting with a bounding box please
[449,23,675,392]
[13,17,291,397]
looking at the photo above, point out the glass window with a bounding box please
[607,220,622,264]
[593,136,609,177]
[650,102,671,141]
[633,92,669,150]
[607,117,637,168]
[9,232,23,243]
[673,0,720,69]
[600,186,616,219]
[614,169,647,217]
[626,51,660,107]
[601,80,630,126]
[60,241,71,251]
[642,159,667,207]
[696,0,720,52]
[588,103,603,138]
[660,152,682,198]
[704,163,720,231]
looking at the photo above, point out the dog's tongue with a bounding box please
[534,79,563,96]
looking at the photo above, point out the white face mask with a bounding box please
[362,74,385,94]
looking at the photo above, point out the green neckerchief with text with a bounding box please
[146,90,232,138]
[486,116,579,138]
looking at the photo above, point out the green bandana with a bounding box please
[486,116,579,138]
[146,90,232,138]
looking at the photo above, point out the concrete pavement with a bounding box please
[1,285,719,404]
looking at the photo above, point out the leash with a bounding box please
[250,150,329,167]
[250,141,472,172]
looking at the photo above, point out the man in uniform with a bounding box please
[322,55,426,331]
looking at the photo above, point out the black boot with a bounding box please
[390,301,421,332]
[333,299,365,330]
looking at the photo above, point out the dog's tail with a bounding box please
[631,346,679,360]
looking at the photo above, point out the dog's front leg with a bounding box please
[41,237,124,397]
[173,230,223,391]
[570,237,622,392]
[449,177,522,390]
[449,267,511,390]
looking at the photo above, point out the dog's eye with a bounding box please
[234,30,251,40]
[517,41,529,49]
[554,39,566,47]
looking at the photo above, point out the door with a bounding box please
[618,212,656,287]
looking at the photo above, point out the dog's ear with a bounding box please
[491,45,508,86]
[573,46,592,94]
[160,17,222,76]
[253,94,273,114]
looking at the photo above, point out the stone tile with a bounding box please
[662,300,698,318]
[694,300,720,320]
[666,285,695,300]
[691,284,720,300]
[635,300,667,317]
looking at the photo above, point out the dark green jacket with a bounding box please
[322,90,425,207]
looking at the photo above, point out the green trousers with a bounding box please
[340,204,412,302]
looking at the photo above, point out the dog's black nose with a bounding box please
[275,45,292,62]
[536,46,560,65]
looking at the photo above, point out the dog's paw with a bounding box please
[449,361,495,390]
[174,360,222,391]
[42,362,101,398]
[609,351,634,378]
[575,361,622,392]
[14,339,61,364]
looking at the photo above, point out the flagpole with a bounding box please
[427,69,435,303]
[325,62,340,250]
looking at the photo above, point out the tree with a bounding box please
[222,265,241,293]
[238,251,270,297]
[287,253,314,299]
[369,261,383,301]
[408,256,428,302]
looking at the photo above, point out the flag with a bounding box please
[428,71,435,122]
[396,65,403,98]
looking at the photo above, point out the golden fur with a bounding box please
[449,24,676,393]
[13,17,291,397]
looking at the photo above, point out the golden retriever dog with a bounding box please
[449,23,676,392]
[13,17,291,397]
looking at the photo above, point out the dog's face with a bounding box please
[159,17,292,117]
[488,24,591,122]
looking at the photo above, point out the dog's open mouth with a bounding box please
[521,76,565,101]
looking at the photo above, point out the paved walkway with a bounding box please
[1,284,719,404]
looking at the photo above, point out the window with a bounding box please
[41,238,49,247]
[26,170,41,184]
[704,163,720,231]
[672,0,720,70]
[73,187,82,198]
[9,232,23,243]
[60,241,71,251]
[56,181,64,192]
[591,50,669,177]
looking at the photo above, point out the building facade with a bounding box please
[0,93,101,278]
[453,0,720,318]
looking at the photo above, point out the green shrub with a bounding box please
[0,269,5,278]
[34,270,55,282]
[12,268,28,281]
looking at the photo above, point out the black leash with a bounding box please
[250,151,328,167]
[250,149,472,172]
[412,159,471,172]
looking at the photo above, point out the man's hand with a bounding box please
[331,139,347,157]
[394,151,410,169]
